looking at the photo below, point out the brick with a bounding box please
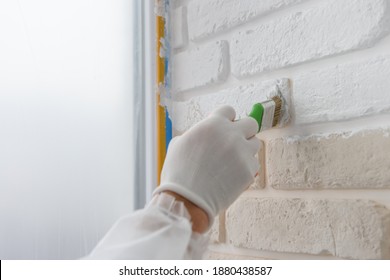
[210,215,220,243]
[249,140,265,190]
[170,54,390,125]
[171,6,188,49]
[231,0,390,77]
[210,212,226,244]
[172,40,228,93]
[294,55,390,124]
[226,197,390,259]
[266,128,390,189]
[168,79,288,131]
[188,0,307,41]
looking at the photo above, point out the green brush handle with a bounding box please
[248,103,264,132]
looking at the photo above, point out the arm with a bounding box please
[85,192,208,259]
[85,105,260,259]
[163,191,209,233]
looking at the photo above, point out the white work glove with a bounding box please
[154,105,260,226]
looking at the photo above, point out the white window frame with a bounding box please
[133,0,157,209]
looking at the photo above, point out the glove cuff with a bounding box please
[153,183,216,230]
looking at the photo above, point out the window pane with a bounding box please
[0,0,135,259]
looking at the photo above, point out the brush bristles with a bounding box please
[271,96,282,127]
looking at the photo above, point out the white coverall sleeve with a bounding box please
[84,193,209,259]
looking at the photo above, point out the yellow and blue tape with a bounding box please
[156,2,172,185]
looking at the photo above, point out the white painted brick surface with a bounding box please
[266,127,390,190]
[188,0,307,41]
[294,55,390,124]
[170,55,390,127]
[226,198,390,259]
[172,40,229,93]
[167,79,287,131]
[210,216,220,243]
[231,0,390,77]
[249,140,265,190]
[170,0,390,260]
[171,6,188,49]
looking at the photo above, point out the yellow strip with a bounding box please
[156,13,166,185]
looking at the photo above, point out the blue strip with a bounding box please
[165,110,172,150]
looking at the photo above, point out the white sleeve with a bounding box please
[84,193,209,260]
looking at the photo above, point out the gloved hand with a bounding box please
[154,105,260,226]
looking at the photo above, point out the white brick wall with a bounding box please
[226,197,390,259]
[168,79,287,131]
[230,0,390,77]
[293,55,390,124]
[267,127,390,189]
[187,0,308,41]
[171,6,188,49]
[168,0,390,259]
[172,40,229,93]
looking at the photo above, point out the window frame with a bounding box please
[133,0,157,209]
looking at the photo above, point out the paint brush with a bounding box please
[249,86,291,132]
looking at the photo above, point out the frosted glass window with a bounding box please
[0,0,139,259]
